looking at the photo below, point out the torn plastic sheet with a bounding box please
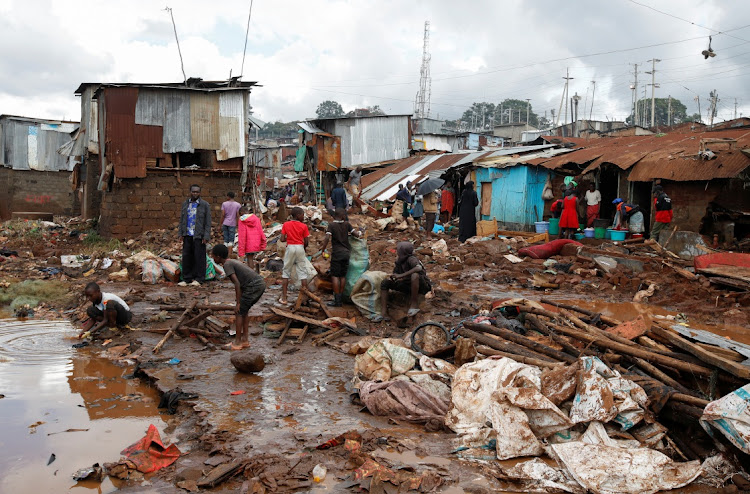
[489,458,585,494]
[550,422,702,494]
[569,357,648,430]
[446,358,572,460]
[701,383,750,453]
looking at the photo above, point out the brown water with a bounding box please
[0,319,167,492]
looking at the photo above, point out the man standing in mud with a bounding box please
[178,184,212,286]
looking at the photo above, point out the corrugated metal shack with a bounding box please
[0,115,80,219]
[307,114,412,169]
[70,80,260,237]
[534,126,750,239]
[360,144,572,231]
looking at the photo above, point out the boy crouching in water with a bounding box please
[211,244,266,351]
[79,282,133,338]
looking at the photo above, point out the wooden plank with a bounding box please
[463,321,577,363]
[302,288,334,319]
[183,310,212,328]
[297,324,310,342]
[153,301,198,354]
[271,307,333,329]
[650,324,750,380]
[707,277,750,291]
[476,345,562,368]
[698,266,750,284]
[159,304,236,311]
[205,316,230,330]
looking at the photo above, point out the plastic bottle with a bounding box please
[312,464,327,483]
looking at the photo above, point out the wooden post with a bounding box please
[463,321,577,364]
[154,301,198,354]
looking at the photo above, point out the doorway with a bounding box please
[597,165,620,224]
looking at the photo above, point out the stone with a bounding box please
[230,351,266,374]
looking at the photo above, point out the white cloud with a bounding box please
[0,0,749,124]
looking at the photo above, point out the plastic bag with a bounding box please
[142,259,163,284]
[344,236,370,297]
[542,174,554,200]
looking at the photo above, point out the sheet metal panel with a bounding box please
[190,92,220,150]
[27,125,38,169]
[329,116,411,168]
[3,120,29,169]
[134,89,165,126]
[217,92,245,160]
[163,91,193,153]
[37,129,72,171]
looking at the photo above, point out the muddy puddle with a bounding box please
[0,318,167,492]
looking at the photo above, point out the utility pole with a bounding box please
[641,86,648,128]
[667,95,672,127]
[709,90,719,128]
[525,98,531,127]
[646,58,661,127]
[558,68,573,135]
[632,63,639,126]
[695,95,701,123]
[589,80,596,122]
[734,98,738,120]
[572,93,581,137]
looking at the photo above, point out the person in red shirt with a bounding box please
[279,207,310,305]
[651,185,673,240]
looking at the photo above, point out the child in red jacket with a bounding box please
[237,207,267,272]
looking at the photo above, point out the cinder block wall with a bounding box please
[99,173,241,238]
[0,167,79,220]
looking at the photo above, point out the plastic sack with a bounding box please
[158,259,180,283]
[701,384,750,454]
[542,174,554,201]
[142,259,163,284]
[350,270,389,320]
[518,239,582,259]
[344,236,370,297]
[354,341,418,382]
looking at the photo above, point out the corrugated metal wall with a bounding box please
[162,91,193,153]
[321,116,410,168]
[1,118,76,171]
[217,92,244,161]
[190,93,220,150]
[134,89,165,126]
[476,165,555,229]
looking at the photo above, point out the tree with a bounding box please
[345,105,386,117]
[460,102,495,130]
[627,97,693,127]
[496,99,539,127]
[258,120,298,138]
[315,100,344,118]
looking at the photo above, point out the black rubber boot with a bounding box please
[327,294,343,307]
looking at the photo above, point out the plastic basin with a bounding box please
[610,230,627,241]
[548,218,560,235]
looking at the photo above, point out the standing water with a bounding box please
[0,319,167,492]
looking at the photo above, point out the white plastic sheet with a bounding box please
[701,383,750,453]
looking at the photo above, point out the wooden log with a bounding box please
[313,328,347,346]
[205,316,230,331]
[619,237,646,245]
[464,321,577,364]
[302,288,334,319]
[180,326,223,338]
[183,310,212,328]
[297,324,310,342]
[159,304,235,312]
[672,393,709,408]
[153,301,198,354]
[277,292,310,345]
[664,261,698,281]
[560,309,638,347]
[197,459,248,488]
[525,314,583,357]
[696,343,745,362]
[539,298,621,326]
[637,335,671,352]
[457,328,558,363]
[650,324,750,380]
[541,320,715,377]
[625,355,698,397]
[476,345,562,368]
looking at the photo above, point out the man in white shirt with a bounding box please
[79,282,133,338]
[584,183,602,228]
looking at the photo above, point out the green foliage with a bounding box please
[627,97,694,126]
[457,99,539,130]
[258,121,298,138]
[0,280,69,306]
[315,100,345,118]
[345,105,385,117]
[82,231,121,251]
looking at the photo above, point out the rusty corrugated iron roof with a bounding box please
[534,129,750,181]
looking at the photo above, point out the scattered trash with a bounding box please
[312,464,327,483]
[118,424,181,473]
[72,463,103,482]
[47,453,56,465]
[230,390,246,396]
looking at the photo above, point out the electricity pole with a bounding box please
[632,63,639,126]
[709,90,719,128]
[667,95,672,127]
[646,58,660,127]
[695,95,701,123]
[525,98,531,127]
[735,98,738,120]
[558,68,573,135]
[589,80,596,121]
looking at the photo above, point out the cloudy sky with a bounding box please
[1,0,748,125]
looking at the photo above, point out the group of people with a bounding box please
[390,181,466,240]
[551,179,672,240]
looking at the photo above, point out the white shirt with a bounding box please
[585,190,601,206]
[96,292,130,312]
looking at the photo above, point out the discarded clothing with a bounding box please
[158,388,198,415]
[359,379,450,429]
[121,424,181,473]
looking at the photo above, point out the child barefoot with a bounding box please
[211,244,266,350]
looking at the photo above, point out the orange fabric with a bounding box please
[559,196,579,228]
[121,424,181,473]
[440,190,455,214]
[586,204,600,227]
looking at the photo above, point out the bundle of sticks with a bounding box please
[152,302,235,353]
[457,298,749,422]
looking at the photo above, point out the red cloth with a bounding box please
[518,239,583,259]
[559,196,579,228]
[653,196,673,223]
[237,214,267,257]
[586,204,600,227]
[440,190,455,214]
[281,220,310,245]
[121,424,181,473]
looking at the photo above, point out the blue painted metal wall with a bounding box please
[476,165,554,230]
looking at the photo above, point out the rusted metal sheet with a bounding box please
[134,89,165,127]
[190,93,220,150]
[162,91,192,153]
[217,92,245,161]
[104,87,164,178]
[629,150,750,181]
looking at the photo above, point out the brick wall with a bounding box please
[667,178,750,233]
[0,167,79,220]
[99,173,241,238]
